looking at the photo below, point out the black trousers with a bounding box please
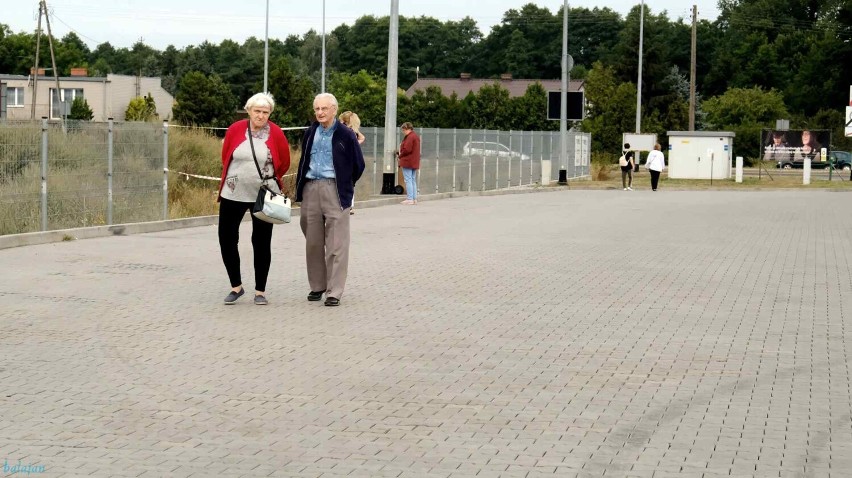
[650,170,661,190]
[218,197,274,292]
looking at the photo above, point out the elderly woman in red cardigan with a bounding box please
[217,92,290,305]
[398,122,420,205]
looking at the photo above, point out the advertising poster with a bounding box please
[761,129,831,165]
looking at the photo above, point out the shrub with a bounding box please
[69,97,94,120]
[125,94,158,122]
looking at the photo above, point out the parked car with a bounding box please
[462,141,530,161]
[829,151,852,171]
[777,150,851,170]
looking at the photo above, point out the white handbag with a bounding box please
[246,120,290,224]
[253,187,291,224]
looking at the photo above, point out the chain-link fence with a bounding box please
[1,120,590,236]
[358,127,591,196]
[0,120,167,235]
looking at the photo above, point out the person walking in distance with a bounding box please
[398,122,420,205]
[620,143,635,191]
[217,92,290,306]
[295,93,366,307]
[645,143,666,191]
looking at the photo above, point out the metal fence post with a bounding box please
[372,127,378,195]
[468,129,473,192]
[508,131,513,188]
[527,132,532,185]
[162,121,169,220]
[452,128,457,192]
[495,131,500,190]
[480,129,486,191]
[435,127,440,194]
[107,118,114,225]
[40,117,48,231]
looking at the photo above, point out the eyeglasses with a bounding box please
[313,106,333,113]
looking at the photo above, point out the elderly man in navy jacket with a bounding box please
[295,93,365,307]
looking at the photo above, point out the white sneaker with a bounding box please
[627,187,633,191]
[623,188,627,191]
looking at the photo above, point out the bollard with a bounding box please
[803,155,811,185]
[735,156,743,183]
[541,159,552,185]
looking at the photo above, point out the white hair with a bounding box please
[314,93,338,108]
[244,92,275,112]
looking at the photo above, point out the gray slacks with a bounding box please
[299,179,351,299]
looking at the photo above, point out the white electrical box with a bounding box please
[667,131,736,180]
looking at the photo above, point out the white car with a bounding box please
[461,141,530,161]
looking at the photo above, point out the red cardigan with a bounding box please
[398,131,421,169]
[218,120,291,200]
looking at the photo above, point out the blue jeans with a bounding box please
[402,168,417,200]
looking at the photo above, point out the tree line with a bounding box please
[1,0,849,157]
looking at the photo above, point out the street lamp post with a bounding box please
[321,0,326,93]
[558,0,570,184]
[382,0,400,194]
[263,0,269,93]
[635,0,644,134]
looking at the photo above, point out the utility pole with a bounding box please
[30,4,44,120]
[381,0,399,194]
[558,0,570,184]
[31,1,62,127]
[689,5,697,131]
[263,0,269,93]
[635,0,645,134]
[321,0,326,93]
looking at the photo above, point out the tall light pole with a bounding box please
[321,0,326,92]
[558,0,570,184]
[382,0,400,194]
[263,0,269,93]
[635,0,645,134]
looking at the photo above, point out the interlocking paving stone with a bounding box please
[1,189,851,477]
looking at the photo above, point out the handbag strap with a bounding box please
[246,119,271,185]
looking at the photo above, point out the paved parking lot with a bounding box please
[1,189,851,477]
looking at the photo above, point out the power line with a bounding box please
[47,10,102,45]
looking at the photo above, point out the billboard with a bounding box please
[547,91,585,121]
[761,129,831,164]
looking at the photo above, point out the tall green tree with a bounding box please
[328,70,387,127]
[579,62,637,152]
[55,32,90,75]
[265,57,315,129]
[702,87,790,158]
[0,26,36,74]
[468,83,513,129]
[473,4,560,78]
[172,71,236,127]
[509,83,556,131]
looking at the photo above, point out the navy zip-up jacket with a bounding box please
[295,120,366,210]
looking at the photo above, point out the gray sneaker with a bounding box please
[254,295,268,306]
[224,288,245,305]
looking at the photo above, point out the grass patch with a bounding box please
[581,164,852,190]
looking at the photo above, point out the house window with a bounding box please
[49,88,84,119]
[7,87,24,107]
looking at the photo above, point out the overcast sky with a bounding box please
[6,0,721,50]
